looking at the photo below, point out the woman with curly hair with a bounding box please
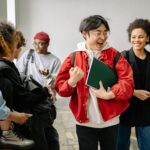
[14,30,26,59]
[0,22,59,150]
[0,22,35,149]
[117,18,150,150]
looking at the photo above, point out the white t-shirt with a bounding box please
[16,50,61,86]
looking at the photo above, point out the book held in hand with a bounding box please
[86,57,118,90]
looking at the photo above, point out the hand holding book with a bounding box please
[91,81,115,100]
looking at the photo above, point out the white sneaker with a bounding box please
[0,130,34,150]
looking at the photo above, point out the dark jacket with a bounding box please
[120,48,150,126]
[0,59,49,112]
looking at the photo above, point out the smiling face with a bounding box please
[130,28,149,51]
[82,24,108,51]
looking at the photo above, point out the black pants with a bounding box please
[16,111,60,150]
[76,124,118,150]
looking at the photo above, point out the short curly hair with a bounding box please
[16,30,26,48]
[127,18,150,45]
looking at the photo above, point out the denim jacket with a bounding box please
[0,90,10,120]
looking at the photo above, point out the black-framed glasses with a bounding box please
[91,30,109,37]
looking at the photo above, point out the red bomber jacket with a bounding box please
[54,47,134,123]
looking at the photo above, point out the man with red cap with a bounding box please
[34,31,50,43]
[17,31,61,86]
[16,31,61,150]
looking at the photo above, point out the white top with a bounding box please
[16,50,61,86]
[75,42,119,128]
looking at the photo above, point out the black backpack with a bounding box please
[19,49,57,121]
[121,50,129,62]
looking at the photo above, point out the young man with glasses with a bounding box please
[54,15,134,150]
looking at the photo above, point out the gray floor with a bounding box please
[54,96,139,150]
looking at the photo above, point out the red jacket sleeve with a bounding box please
[54,53,75,97]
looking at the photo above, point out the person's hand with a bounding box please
[39,69,49,76]
[91,81,115,100]
[133,89,150,101]
[43,78,52,88]
[47,87,56,102]
[68,67,84,87]
[43,78,56,102]
[8,112,32,125]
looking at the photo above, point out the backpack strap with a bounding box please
[113,51,121,68]
[71,51,76,67]
[71,51,120,68]
[121,50,129,62]
[24,49,34,75]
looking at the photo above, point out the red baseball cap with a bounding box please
[34,31,50,43]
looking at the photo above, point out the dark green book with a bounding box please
[86,57,118,90]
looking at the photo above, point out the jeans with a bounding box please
[116,124,150,150]
[76,124,118,150]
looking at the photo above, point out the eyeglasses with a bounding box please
[90,30,109,37]
[33,42,47,47]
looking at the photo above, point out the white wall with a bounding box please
[0,0,7,21]
[7,0,16,26]
[15,0,150,62]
